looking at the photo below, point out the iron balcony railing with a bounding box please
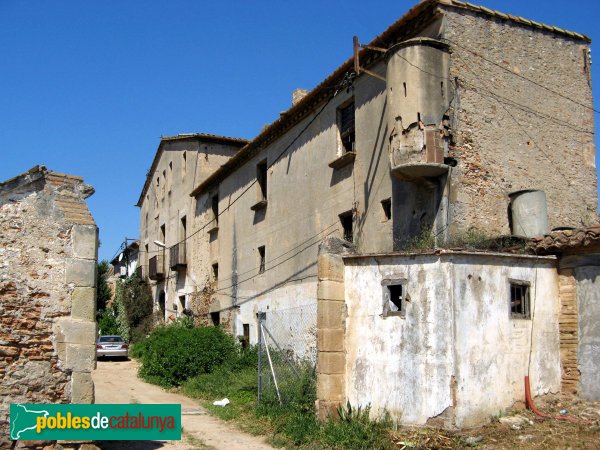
[148,252,165,280]
[170,242,187,269]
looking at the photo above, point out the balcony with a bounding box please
[389,128,448,182]
[170,242,187,270]
[149,253,165,281]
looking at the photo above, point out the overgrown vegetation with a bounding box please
[138,323,237,387]
[402,227,528,253]
[95,261,154,342]
[135,321,395,448]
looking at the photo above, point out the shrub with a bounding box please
[139,325,237,387]
[97,309,119,335]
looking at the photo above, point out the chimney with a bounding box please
[292,88,309,106]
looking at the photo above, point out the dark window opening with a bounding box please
[160,224,166,245]
[212,263,219,281]
[381,198,392,221]
[211,193,219,225]
[338,101,355,153]
[382,280,406,317]
[179,295,186,311]
[180,216,187,241]
[241,324,250,349]
[339,211,353,243]
[403,82,407,97]
[510,282,530,319]
[211,312,220,326]
[258,246,266,273]
[257,160,268,201]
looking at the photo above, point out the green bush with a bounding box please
[97,309,119,335]
[139,325,237,387]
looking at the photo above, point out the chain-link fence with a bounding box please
[257,303,317,405]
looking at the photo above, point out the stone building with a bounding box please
[138,0,597,426]
[0,166,98,447]
[136,134,247,322]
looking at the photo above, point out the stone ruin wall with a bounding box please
[0,167,98,448]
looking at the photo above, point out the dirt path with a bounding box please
[92,359,275,450]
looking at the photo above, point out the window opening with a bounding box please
[257,160,268,201]
[339,211,353,243]
[338,101,355,153]
[258,246,266,273]
[381,198,392,221]
[510,281,530,319]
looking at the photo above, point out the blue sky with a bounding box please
[1,0,599,262]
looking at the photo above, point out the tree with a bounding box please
[97,260,112,312]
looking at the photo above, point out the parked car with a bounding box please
[96,335,129,360]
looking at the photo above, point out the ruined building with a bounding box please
[0,166,98,447]
[137,0,598,427]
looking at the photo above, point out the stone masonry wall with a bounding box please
[444,8,597,235]
[316,239,348,421]
[0,167,98,448]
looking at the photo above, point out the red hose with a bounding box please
[524,376,580,422]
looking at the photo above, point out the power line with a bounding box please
[441,38,599,115]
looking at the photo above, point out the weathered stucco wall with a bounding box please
[575,265,600,401]
[0,167,98,448]
[443,7,597,234]
[343,252,560,428]
[450,254,560,427]
[344,254,454,425]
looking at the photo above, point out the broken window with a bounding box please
[382,279,407,317]
[381,198,392,221]
[257,160,268,201]
[258,246,266,273]
[510,281,530,319]
[338,101,355,153]
[339,211,353,243]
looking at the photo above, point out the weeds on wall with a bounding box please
[401,227,528,253]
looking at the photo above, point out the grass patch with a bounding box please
[182,355,393,449]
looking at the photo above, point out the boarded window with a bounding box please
[338,101,355,153]
[510,281,530,319]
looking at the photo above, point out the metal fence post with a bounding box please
[257,311,266,402]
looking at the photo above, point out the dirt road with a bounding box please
[92,359,275,450]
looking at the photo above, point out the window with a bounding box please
[160,224,166,249]
[161,170,166,198]
[212,263,219,281]
[381,198,392,221]
[382,279,407,317]
[168,162,173,193]
[182,151,187,178]
[339,211,353,243]
[510,281,530,319]
[241,324,250,349]
[257,160,267,201]
[211,193,219,226]
[258,246,266,274]
[211,312,220,326]
[338,101,355,153]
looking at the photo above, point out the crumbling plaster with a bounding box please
[343,252,560,428]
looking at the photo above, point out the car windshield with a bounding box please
[98,336,124,343]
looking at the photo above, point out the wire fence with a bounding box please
[257,303,317,405]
